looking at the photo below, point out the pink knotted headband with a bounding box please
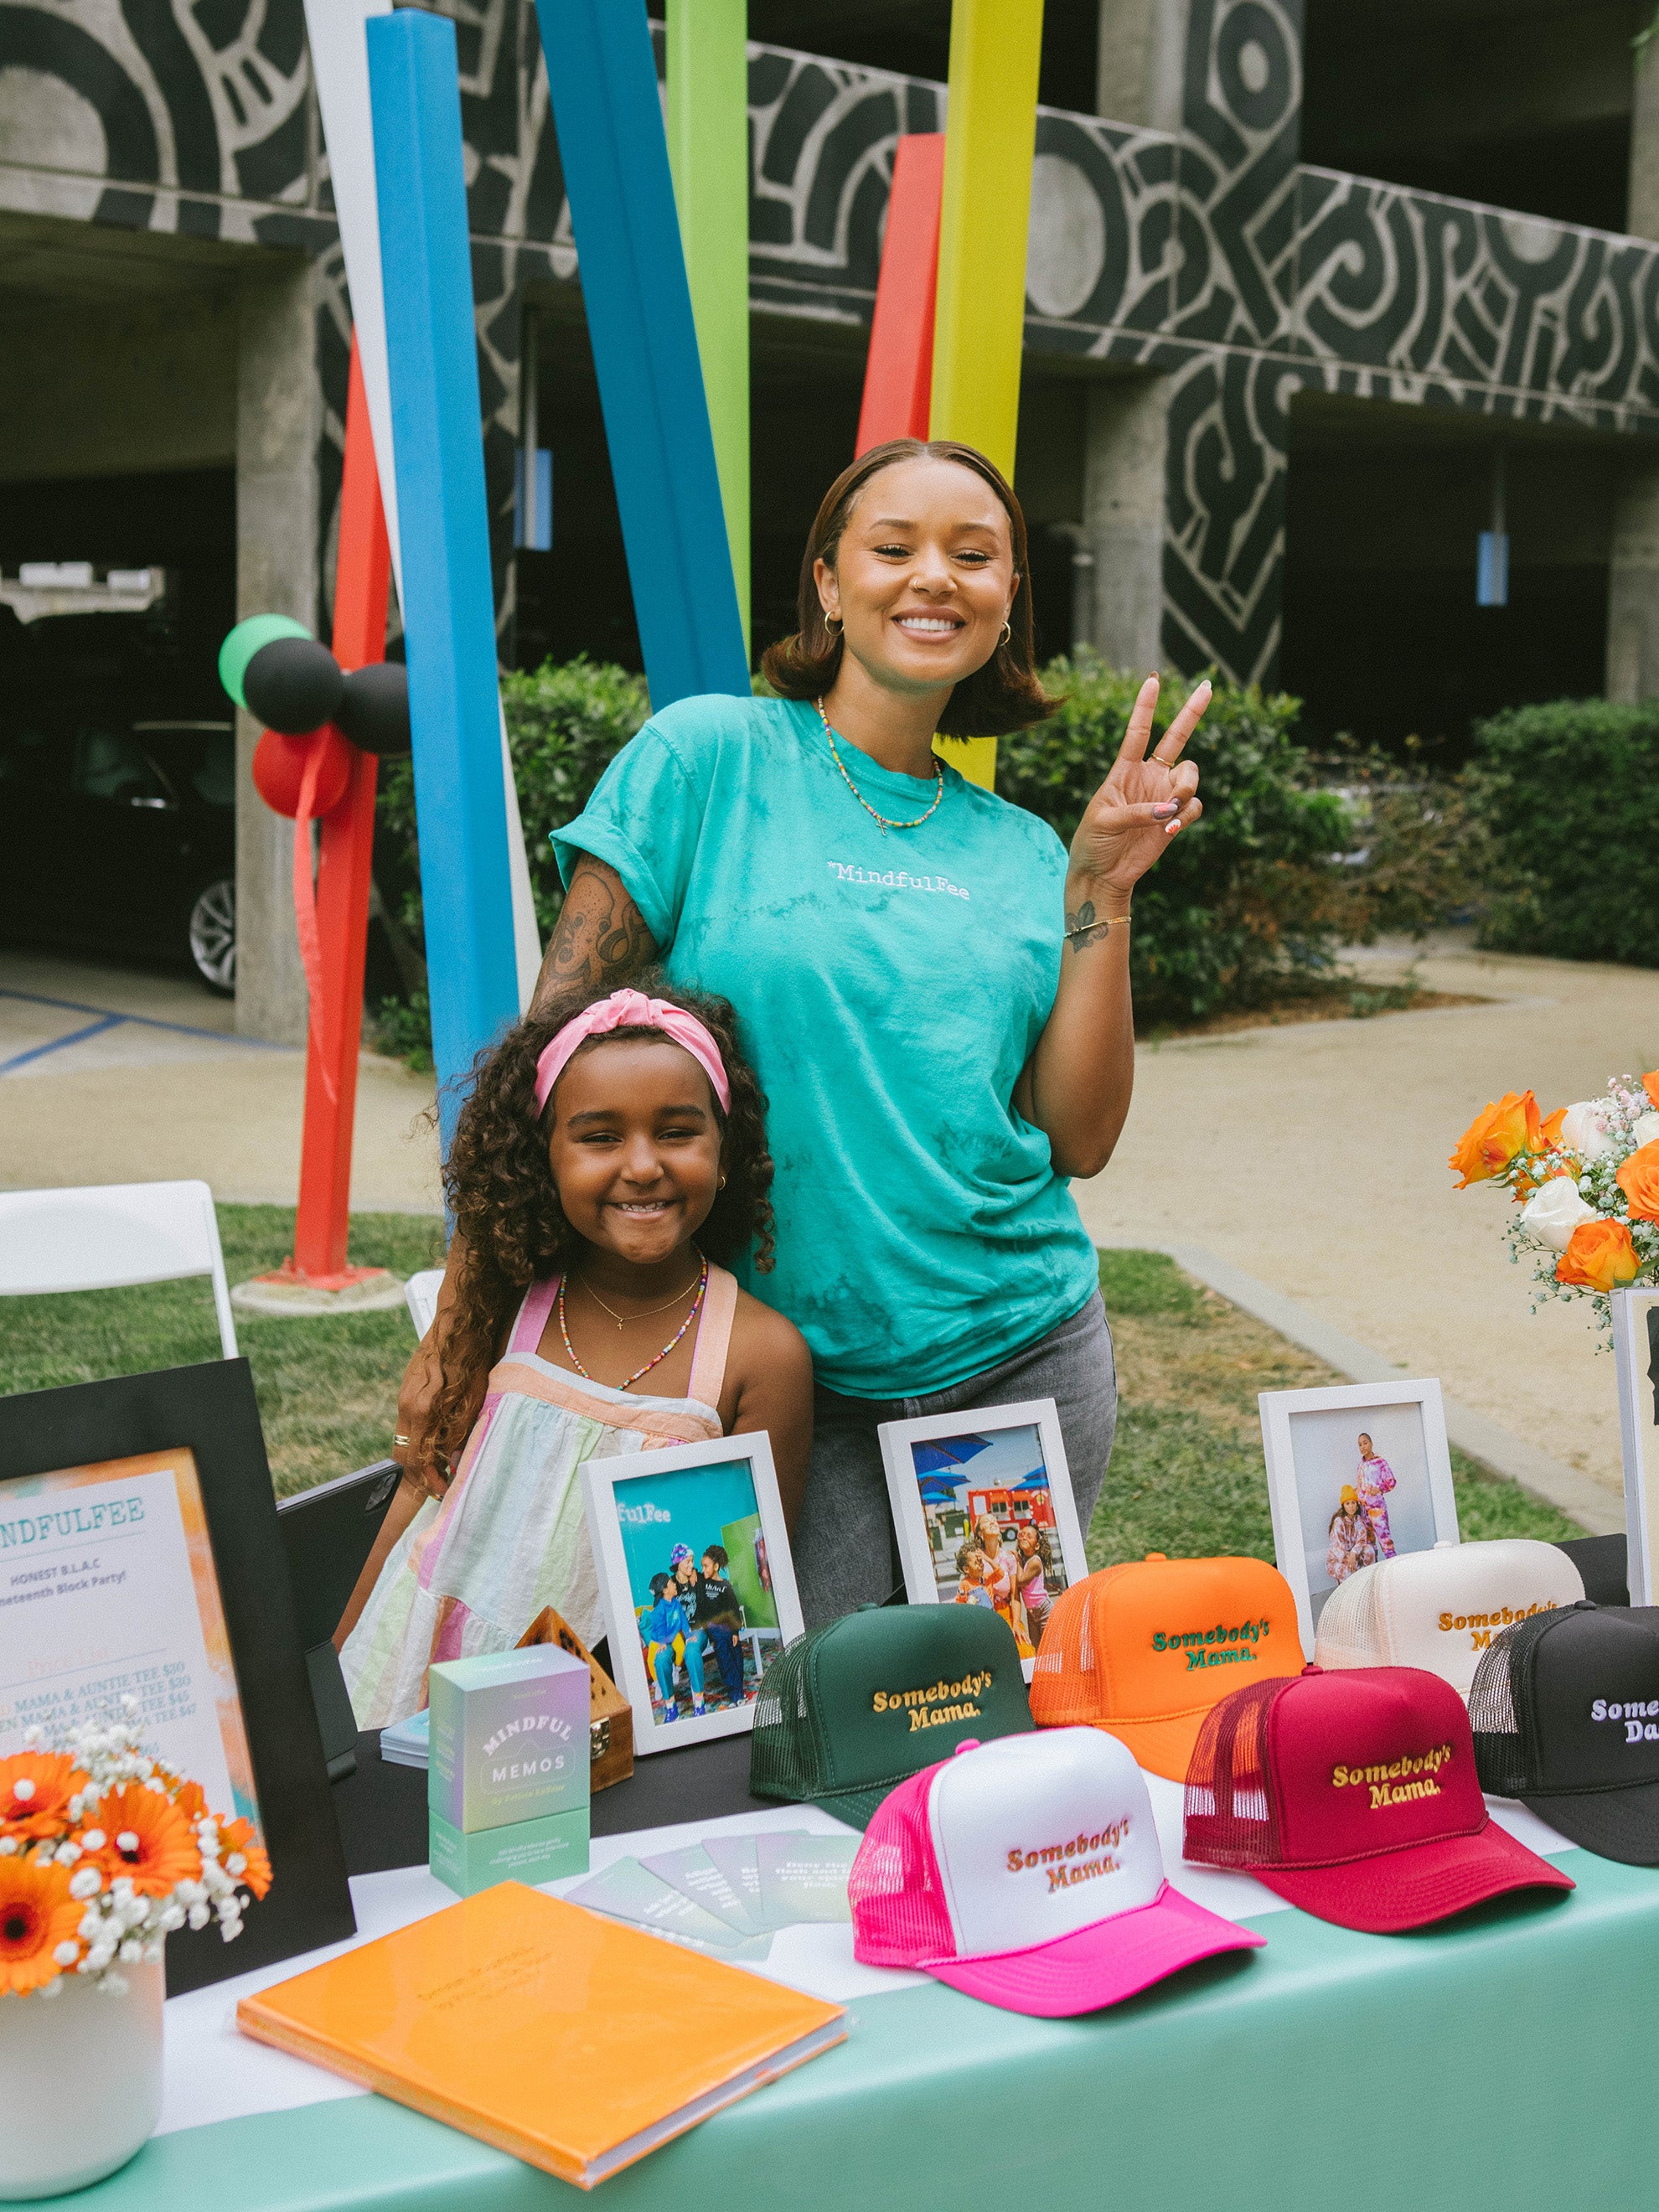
[533,987,731,1118]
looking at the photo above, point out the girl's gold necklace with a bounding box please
[575,1268,704,1331]
[815,697,944,835]
[559,1257,709,1390]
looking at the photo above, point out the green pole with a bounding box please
[665,0,751,659]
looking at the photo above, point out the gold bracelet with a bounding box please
[1063,914,1132,941]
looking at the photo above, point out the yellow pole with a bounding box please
[928,0,1044,792]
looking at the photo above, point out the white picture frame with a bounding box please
[581,1433,804,1756]
[1613,1289,1659,1604]
[1259,1377,1460,1654]
[876,1398,1088,1681]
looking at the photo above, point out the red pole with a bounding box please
[290,339,392,1286]
[855,134,946,455]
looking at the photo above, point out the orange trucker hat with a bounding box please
[1030,1553,1305,1781]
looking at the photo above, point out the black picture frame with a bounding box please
[0,1360,356,1995]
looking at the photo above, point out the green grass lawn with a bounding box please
[0,1210,1585,1543]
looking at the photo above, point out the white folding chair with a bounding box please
[405,1268,444,1340]
[0,1178,238,1357]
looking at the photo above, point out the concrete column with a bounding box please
[1094,0,1186,130]
[1610,46,1659,701]
[1079,376,1169,676]
[234,258,318,1045]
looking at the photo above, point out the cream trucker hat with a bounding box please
[1313,1539,1585,1698]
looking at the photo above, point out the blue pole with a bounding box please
[367,10,521,1153]
[531,0,750,706]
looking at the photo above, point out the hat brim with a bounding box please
[923,1881,1264,2018]
[1519,1779,1659,1866]
[1251,1819,1574,1933]
[797,1783,897,1832]
[1091,1712,1208,1785]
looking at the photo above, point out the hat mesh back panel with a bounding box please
[1183,1677,1289,1866]
[748,1634,825,1801]
[1029,1575,1104,1724]
[1315,1561,1390,1670]
[1467,1615,1544,1797]
[847,1784,957,1967]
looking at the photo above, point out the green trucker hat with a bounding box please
[749,1605,1034,1828]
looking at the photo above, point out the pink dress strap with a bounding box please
[687,1264,738,1413]
[508,1275,561,1357]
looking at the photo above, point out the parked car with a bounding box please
[0,711,237,992]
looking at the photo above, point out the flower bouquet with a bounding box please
[1450,1070,1659,1332]
[1,1698,270,2000]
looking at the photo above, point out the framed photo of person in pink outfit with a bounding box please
[1258,1379,1459,1651]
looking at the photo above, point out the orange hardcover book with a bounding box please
[235,1884,846,2189]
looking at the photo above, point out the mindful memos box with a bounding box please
[428,1642,591,1834]
[428,1804,590,1898]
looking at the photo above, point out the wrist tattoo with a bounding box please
[1062,898,1130,951]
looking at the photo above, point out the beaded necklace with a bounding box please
[557,1255,709,1392]
[814,697,945,835]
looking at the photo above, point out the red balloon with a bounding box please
[251,726,355,819]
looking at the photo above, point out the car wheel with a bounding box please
[189,878,235,995]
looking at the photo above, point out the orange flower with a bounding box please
[1644,1071,1659,1110]
[0,1856,82,1995]
[1556,1220,1641,1293]
[1618,1142,1659,1224]
[172,1780,207,1825]
[85,1785,199,1899]
[0,1753,87,1842]
[217,1817,272,1901]
[1450,1091,1544,1187]
[1542,1108,1568,1146]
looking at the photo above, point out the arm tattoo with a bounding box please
[531,855,657,1010]
[1063,897,1110,954]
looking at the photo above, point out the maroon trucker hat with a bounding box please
[1181,1664,1574,1932]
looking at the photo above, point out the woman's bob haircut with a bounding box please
[760,437,1061,738]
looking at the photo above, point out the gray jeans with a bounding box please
[793,1290,1117,1630]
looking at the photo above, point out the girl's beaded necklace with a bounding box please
[557,1255,709,1391]
[814,697,944,835]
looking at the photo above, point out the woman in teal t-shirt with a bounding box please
[396,437,1209,1628]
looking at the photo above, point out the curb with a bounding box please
[1115,1239,1623,1538]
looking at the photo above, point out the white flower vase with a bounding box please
[0,1961,164,2199]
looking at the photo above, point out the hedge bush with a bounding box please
[375,649,1378,1038]
[1468,699,1659,965]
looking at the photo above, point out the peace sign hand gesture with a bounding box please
[1067,674,1210,905]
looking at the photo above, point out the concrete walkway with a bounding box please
[0,947,441,1212]
[1073,935,1659,1528]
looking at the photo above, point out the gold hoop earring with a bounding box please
[718,1175,726,1189]
[824,614,843,635]
[1000,620,1012,645]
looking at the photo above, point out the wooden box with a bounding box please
[517,1605,634,1793]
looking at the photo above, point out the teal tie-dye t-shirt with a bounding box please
[550,694,1098,1398]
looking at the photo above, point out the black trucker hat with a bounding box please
[1469,1599,1659,1863]
[749,1604,1033,1829]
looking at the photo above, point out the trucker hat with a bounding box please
[1314,1539,1585,1698]
[850,1726,1264,2013]
[1469,1600,1659,1863]
[1029,1553,1305,1780]
[748,1604,1033,1829]
[1182,1663,1574,1931]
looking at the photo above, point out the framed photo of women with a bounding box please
[1259,1377,1460,1651]
[877,1399,1087,1676]
[1613,1289,1659,1603]
[581,1434,804,1755]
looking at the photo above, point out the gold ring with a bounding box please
[1153,754,1183,770]
[393,1434,411,1447]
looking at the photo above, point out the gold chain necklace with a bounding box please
[814,698,945,836]
[575,1267,705,1331]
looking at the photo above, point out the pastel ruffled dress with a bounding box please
[342,1266,736,1729]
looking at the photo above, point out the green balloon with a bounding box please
[218,612,312,711]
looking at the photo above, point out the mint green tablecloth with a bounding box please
[82,1848,1656,2211]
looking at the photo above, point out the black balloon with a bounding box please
[335,662,412,756]
[243,637,344,735]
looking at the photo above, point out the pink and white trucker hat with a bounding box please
[848,1726,1264,2015]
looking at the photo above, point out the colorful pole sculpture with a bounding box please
[665,0,751,654]
[218,344,409,1302]
[368,8,522,1150]
[532,0,749,705]
[855,134,946,455]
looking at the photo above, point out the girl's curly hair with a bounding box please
[426,971,776,1467]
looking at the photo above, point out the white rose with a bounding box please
[1632,1111,1659,1150]
[1522,1176,1599,1252]
[1558,1103,1616,1160]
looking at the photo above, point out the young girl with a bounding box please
[639,1574,705,1722]
[1355,1434,1398,1559]
[339,976,813,1728]
[1013,1521,1053,1645]
[954,1542,991,1606]
[1326,1486,1375,1584]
